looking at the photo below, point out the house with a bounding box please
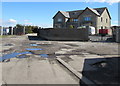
[53,7,111,33]
[3,27,10,35]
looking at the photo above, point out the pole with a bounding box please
[23,26,25,35]
[11,27,13,35]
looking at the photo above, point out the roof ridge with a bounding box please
[66,9,84,12]
[93,7,107,9]
[87,7,100,16]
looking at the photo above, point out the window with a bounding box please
[101,17,103,22]
[73,19,78,22]
[58,18,62,22]
[101,26,103,29]
[84,17,91,21]
[73,12,77,15]
[106,19,108,23]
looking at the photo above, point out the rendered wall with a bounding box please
[38,28,89,41]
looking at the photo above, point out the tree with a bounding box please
[14,24,40,34]
[16,24,24,28]
[32,26,39,33]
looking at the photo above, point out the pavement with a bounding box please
[0,34,119,85]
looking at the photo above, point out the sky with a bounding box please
[1,2,119,28]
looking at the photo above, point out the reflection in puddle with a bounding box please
[0,51,32,62]
[29,44,40,46]
[26,48,43,51]
[40,54,49,58]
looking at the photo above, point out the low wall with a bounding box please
[38,28,89,41]
[13,28,25,35]
[112,26,120,43]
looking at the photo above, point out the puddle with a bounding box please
[40,54,49,58]
[26,48,43,51]
[29,44,40,46]
[0,51,32,62]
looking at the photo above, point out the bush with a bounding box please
[69,25,74,28]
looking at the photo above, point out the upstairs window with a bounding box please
[84,17,91,21]
[101,17,103,22]
[106,18,108,23]
[73,19,78,22]
[58,18,62,22]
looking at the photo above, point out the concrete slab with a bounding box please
[2,58,79,84]
[57,58,95,85]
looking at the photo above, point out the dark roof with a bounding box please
[94,7,107,15]
[88,7,100,16]
[67,10,83,18]
[94,7,111,19]
[53,7,111,19]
